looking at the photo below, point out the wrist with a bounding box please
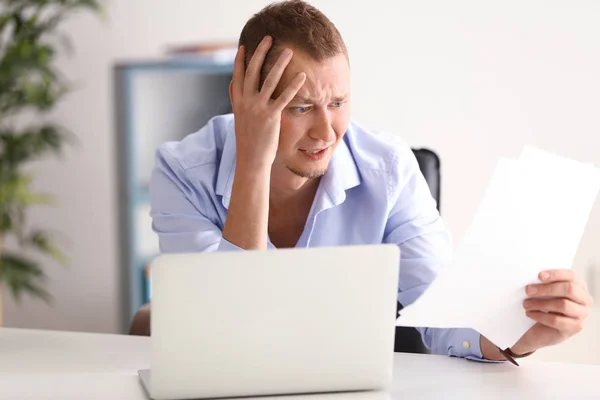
[232,163,271,191]
[236,154,274,175]
[224,160,271,251]
[480,335,536,365]
[230,161,271,197]
[480,335,506,361]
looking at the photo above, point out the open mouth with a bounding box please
[299,148,328,161]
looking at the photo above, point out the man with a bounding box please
[150,0,593,361]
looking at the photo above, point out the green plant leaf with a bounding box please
[0,172,57,207]
[0,252,51,303]
[28,229,68,266]
[0,0,104,306]
[0,124,71,165]
[0,212,13,231]
[0,173,33,205]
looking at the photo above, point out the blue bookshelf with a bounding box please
[114,59,234,331]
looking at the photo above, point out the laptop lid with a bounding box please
[148,244,400,400]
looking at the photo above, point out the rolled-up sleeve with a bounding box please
[150,148,242,254]
[384,146,490,361]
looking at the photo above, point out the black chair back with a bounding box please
[393,148,441,354]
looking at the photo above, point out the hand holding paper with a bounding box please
[519,268,594,353]
[396,146,600,351]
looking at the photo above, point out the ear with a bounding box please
[229,80,234,108]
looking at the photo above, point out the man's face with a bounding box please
[271,49,351,179]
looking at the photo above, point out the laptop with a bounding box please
[139,244,400,400]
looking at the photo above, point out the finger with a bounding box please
[538,269,576,283]
[260,47,294,100]
[526,281,593,306]
[231,45,245,105]
[273,72,307,111]
[540,269,587,290]
[523,298,589,319]
[244,35,272,95]
[526,311,584,335]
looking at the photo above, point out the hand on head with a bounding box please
[230,35,306,171]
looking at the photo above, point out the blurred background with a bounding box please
[1,0,599,365]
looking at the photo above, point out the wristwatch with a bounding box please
[498,347,535,366]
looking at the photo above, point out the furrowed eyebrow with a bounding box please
[290,95,312,103]
[331,95,348,102]
[290,94,349,104]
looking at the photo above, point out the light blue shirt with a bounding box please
[150,113,486,360]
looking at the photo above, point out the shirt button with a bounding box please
[463,341,471,349]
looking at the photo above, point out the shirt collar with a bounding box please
[215,122,361,210]
[319,135,361,209]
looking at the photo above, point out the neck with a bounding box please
[269,169,320,208]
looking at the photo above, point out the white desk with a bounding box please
[0,328,598,400]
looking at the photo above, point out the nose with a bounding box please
[308,109,336,144]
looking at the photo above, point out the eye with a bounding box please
[292,106,311,114]
[329,101,345,108]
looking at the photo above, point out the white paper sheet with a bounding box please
[396,146,600,350]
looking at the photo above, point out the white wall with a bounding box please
[4,0,600,362]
